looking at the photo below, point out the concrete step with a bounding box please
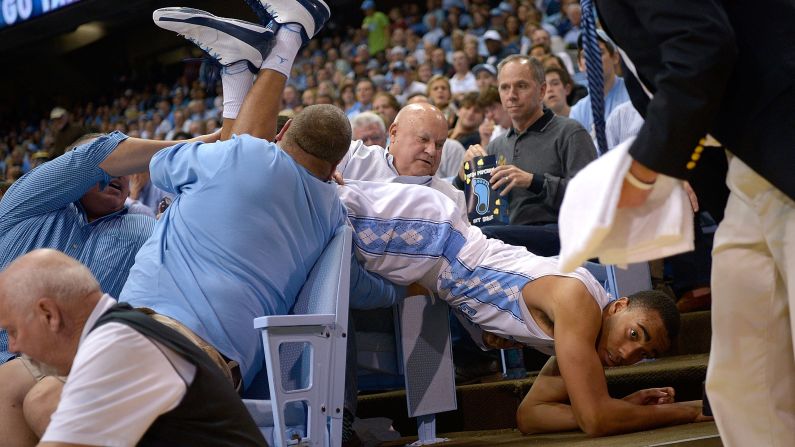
[378,421,720,446]
[358,354,709,435]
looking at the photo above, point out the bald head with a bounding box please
[0,249,101,314]
[388,103,448,176]
[0,250,101,374]
[393,102,446,128]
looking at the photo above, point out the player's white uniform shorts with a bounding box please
[339,180,611,350]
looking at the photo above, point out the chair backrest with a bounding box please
[281,225,352,392]
[251,225,352,447]
[292,225,352,321]
[583,261,652,300]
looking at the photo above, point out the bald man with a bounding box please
[0,250,266,446]
[339,102,467,214]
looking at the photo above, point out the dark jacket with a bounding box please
[596,0,795,200]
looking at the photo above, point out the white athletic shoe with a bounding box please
[243,0,331,44]
[153,7,276,72]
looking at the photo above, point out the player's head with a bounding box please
[597,290,680,367]
[388,103,448,176]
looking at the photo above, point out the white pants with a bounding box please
[706,156,795,446]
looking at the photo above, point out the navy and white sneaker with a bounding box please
[153,7,276,73]
[243,0,331,45]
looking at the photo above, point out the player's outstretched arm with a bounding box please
[517,357,580,434]
[550,283,705,436]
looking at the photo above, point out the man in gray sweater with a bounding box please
[455,55,596,255]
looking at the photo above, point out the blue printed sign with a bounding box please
[1,0,82,30]
[463,155,510,227]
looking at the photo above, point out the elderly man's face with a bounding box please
[0,295,60,374]
[353,122,387,147]
[389,106,448,176]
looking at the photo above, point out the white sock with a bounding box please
[260,23,302,78]
[222,61,255,120]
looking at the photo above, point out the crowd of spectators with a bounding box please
[0,0,711,314]
[0,0,593,194]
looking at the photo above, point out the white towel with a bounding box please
[558,137,694,272]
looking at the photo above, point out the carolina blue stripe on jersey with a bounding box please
[441,258,532,322]
[349,215,464,260]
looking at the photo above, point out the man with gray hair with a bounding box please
[455,55,597,256]
[0,249,267,446]
[351,111,387,148]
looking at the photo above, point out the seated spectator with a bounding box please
[476,85,512,146]
[430,47,453,77]
[165,110,187,140]
[544,66,574,117]
[525,28,576,75]
[449,92,485,148]
[0,250,267,446]
[340,83,357,113]
[372,92,400,128]
[49,107,89,157]
[351,111,387,147]
[449,50,479,98]
[389,61,426,104]
[454,55,596,256]
[504,15,524,51]
[427,74,457,127]
[463,33,483,67]
[569,30,630,141]
[472,63,498,93]
[483,29,513,66]
[346,78,376,118]
[561,2,582,48]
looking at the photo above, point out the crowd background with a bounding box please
[0,0,722,402]
[0,0,588,189]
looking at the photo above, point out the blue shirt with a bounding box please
[0,132,155,363]
[120,134,400,387]
[569,76,631,142]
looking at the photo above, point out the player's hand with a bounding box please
[459,144,488,181]
[491,164,533,196]
[482,331,524,350]
[677,400,714,422]
[332,171,345,185]
[623,387,675,406]
[617,160,658,208]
